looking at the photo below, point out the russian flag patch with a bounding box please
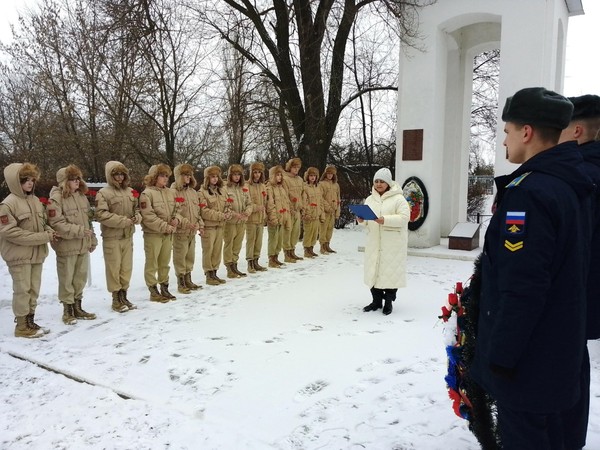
[505,211,525,235]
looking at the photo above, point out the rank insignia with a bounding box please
[505,211,525,235]
[504,240,524,252]
[48,209,56,218]
[0,215,8,225]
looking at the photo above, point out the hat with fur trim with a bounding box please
[373,168,393,186]
[569,94,600,121]
[18,163,40,181]
[178,164,194,176]
[285,158,302,171]
[228,164,244,176]
[250,162,265,172]
[502,87,573,130]
[324,165,337,175]
[204,166,222,178]
[56,165,83,184]
[304,166,319,181]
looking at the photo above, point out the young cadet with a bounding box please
[245,162,268,273]
[95,161,141,313]
[282,157,304,262]
[558,94,600,450]
[48,165,98,325]
[266,165,291,268]
[318,165,341,254]
[470,87,593,449]
[301,167,322,258]
[140,164,181,302]
[0,163,56,338]
[223,164,252,278]
[198,166,231,285]
[171,164,204,294]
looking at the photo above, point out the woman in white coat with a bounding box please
[356,168,410,315]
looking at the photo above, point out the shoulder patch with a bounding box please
[505,211,526,235]
[506,172,532,188]
[140,201,147,209]
[48,209,56,218]
[0,215,8,225]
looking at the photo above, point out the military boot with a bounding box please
[184,273,202,290]
[325,242,337,253]
[247,259,257,274]
[304,247,314,258]
[149,285,169,303]
[160,283,177,300]
[309,246,319,257]
[319,243,330,255]
[233,263,247,277]
[112,291,129,313]
[62,303,78,325]
[291,248,303,261]
[14,316,45,338]
[26,313,50,335]
[268,255,279,268]
[120,289,137,310]
[206,271,220,286]
[213,270,227,284]
[284,250,296,263]
[74,298,97,320]
[226,263,240,279]
[177,274,191,294]
[253,259,267,272]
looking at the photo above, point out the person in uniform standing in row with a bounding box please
[47,165,98,325]
[282,157,304,262]
[266,165,291,268]
[171,164,204,294]
[0,163,55,338]
[301,167,322,259]
[318,165,341,254]
[245,162,268,273]
[95,161,140,313]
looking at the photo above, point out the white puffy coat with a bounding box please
[361,182,410,289]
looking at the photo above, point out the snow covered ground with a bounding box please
[1,226,599,449]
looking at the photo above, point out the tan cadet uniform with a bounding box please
[223,164,253,278]
[319,165,341,254]
[198,166,229,285]
[245,162,268,273]
[95,161,141,312]
[301,167,323,258]
[0,163,54,338]
[170,163,204,293]
[282,158,304,262]
[48,165,98,325]
[140,164,182,302]
[266,165,291,268]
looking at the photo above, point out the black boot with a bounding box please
[382,289,396,315]
[363,288,383,312]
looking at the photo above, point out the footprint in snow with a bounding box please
[294,380,329,401]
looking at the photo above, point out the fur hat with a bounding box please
[303,166,320,182]
[502,87,573,130]
[105,161,130,189]
[250,162,265,172]
[268,165,284,184]
[173,164,197,189]
[18,163,40,182]
[248,162,265,184]
[569,95,600,121]
[285,158,302,172]
[57,164,88,196]
[373,167,393,186]
[227,164,245,185]
[203,165,223,190]
[324,165,337,175]
[144,163,172,187]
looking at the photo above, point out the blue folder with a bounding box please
[348,204,378,220]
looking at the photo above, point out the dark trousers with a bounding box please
[497,403,565,450]
[561,345,590,450]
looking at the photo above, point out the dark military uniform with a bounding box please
[471,142,593,449]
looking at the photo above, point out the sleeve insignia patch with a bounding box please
[48,209,56,218]
[0,215,8,224]
[505,211,525,235]
[140,201,147,209]
[506,172,531,188]
[504,240,524,252]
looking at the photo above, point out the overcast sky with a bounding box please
[0,0,597,96]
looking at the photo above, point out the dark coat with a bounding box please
[580,140,600,339]
[471,141,593,413]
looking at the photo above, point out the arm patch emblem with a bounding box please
[0,215,8,224]
[505,211,525,235]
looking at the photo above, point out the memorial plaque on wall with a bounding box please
[402,129,423,161]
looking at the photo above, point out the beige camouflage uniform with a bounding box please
[282,158,304,261]
[318,165,341,254]
[301,167,323,258]
[266,165,291,267]
[245,162,268,272]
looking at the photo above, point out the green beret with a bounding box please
[502,87,573,130]
[568,94,600,120]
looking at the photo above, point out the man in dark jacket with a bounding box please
[558,94,600,450]
[470,87,593,449]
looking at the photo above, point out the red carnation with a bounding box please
[310,203,317,207]
[261,191,266,197]
[175,197,185,203]
[132,189,140,199]
[226,197,234,203]
[242,187,249,192]
[199,203,207,208]
[292,197,298,203]
[88,190,97,197]
[279,208,287,213]
[448,293,458,306]
[39,197,49,205]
